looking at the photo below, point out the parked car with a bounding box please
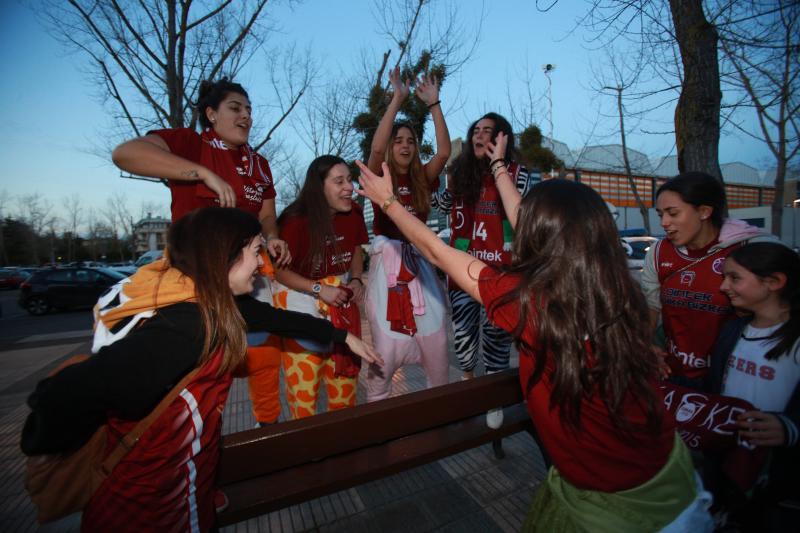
[134,250,164,268]
[108,261,137,276]
[622,236,658,272]
[18,267,126,315]
[0,268,28,289]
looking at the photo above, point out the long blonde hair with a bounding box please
[385,122,430,218]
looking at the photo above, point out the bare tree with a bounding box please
[41,1,314,153]
[17,194,57,264]
[0,190,10,265]
[293,0,482,164]
[62,193,83,262]
[591,49,654,233]
[719,1,800,237]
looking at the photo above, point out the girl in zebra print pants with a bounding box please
[433,113,537,380]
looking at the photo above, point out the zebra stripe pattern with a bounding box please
[448,289,512,373]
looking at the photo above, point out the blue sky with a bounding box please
[0,0,773,224]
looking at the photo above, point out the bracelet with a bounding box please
[493,168,510,181]
[350,277,363,285]
[381,194,397,212]
[490,162,507,172]
[427,100,441,109]
[489,158,505,168]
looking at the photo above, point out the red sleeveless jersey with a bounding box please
[82,350,231,532]
[656,239,737,380]
[449,163,520,272]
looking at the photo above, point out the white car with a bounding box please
[622,236,658,272]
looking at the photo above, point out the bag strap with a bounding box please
[99,366,201,475]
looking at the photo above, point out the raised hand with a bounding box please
[414,73,440,106]
[389,66,410,103]
[486,131,508,164]
[355,160,394,206]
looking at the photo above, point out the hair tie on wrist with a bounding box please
[489,158,504,167]
[427,100,441,109]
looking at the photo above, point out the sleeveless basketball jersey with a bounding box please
[450,163,520,269]
[656,239,738,380]
[82,350,231,532]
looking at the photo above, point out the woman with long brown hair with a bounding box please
[267,155,370,418]
[21,207,380,532]
[363,66,451,401]
[358,161,713,532]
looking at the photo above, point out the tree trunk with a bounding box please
[669,0,724,188]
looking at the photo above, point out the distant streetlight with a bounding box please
[542,64,556,178]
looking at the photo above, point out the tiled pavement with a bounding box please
[0,315,547,532]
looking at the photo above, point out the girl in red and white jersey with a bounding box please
[271,155,370,419]
[641,172,775,388]
[358,163,713,531]
[113,78,297,425]
[432,113,534,427]
[20,208,380,532]
[112,78,290,265]
[364,67,451,401]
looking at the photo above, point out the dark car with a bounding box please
[18,267,126,315]
[0,268,29,289]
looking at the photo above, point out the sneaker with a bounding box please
[486,407,504,429]
[214,489,229,513]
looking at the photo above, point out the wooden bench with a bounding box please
[216,368,543,526]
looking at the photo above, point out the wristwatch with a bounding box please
[311,282,322,298]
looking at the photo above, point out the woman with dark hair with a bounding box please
[704,242,799,531]
[642,171,776,388]
[432,112,534,424]
[21,207,380,531]
[358,162,712,531]
[112,77,293,424]
[363,66,451,401]
[111,78,290,264]
[265,155,370,418]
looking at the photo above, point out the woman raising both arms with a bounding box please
[111,78,290,265]
[357,161,713,532]
[363,66,451,401]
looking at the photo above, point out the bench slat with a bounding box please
[217,369,524,485]
[217,403,533,526]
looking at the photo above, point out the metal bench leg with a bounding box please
[492,438,505,459]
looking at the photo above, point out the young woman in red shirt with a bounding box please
[357,159,713,532]
[268,155,371,419]
[432,112,534,400]
[112,78,296,424]
[363,66,451,401]
[111,78,290,264]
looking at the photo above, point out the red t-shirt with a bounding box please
[371,173,439,241]
[150,128,277,222]
[279,205,368,278]
[478,266,676,491]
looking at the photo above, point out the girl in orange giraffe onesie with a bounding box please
[271,155,371,418]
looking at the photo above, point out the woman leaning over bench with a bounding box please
[357,157,713,532]
[20,207,380,532]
